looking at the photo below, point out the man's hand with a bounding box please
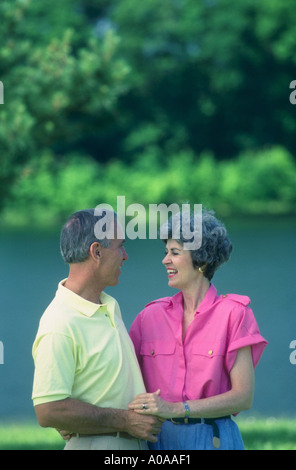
[57,429,74,441]
[57,410,164,444]
[124,410,164,443]
[36,398,164,444]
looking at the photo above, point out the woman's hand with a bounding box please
[128,389,173,420]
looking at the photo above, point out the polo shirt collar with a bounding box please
[57,279,115,318]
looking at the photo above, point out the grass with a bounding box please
[237,417,296,450]
[0,423,65,450]
[0,418,295,450]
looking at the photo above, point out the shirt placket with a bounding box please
[172,304,188,402]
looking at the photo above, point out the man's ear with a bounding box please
[89,242,102,261]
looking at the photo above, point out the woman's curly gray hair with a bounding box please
[160,208,232,281]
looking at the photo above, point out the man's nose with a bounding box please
[122,247,128,261]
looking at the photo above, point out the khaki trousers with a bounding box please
[64,433,149,451]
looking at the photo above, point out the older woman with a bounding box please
[129,209,267,450]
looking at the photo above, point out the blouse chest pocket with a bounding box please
[140,340,176,358]
[192,341,226,359]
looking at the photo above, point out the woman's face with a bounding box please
[162,239,200,290]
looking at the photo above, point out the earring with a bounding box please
[199,266,204,273]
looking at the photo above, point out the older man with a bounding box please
[32,209,162,450]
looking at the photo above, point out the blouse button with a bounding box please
[208,349,213,356]
[151,350,155,356]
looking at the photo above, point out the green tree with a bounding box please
[109,0,296,160]
[1,0,296,224]
[0,0,130,209]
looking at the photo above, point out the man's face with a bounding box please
[99,223,128,286]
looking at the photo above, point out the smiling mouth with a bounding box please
[167,269,178,278]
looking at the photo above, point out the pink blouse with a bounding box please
[129,284,267,402]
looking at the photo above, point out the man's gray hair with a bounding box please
[60,209,116,264]
[160,208,232,281]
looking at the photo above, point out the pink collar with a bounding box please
[170,284,218,315]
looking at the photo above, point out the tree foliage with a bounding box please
[0,0,296,221]
[0,0,130,208]
[3,145,296,228]
[109,0,296,160]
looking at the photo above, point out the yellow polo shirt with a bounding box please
[32,280,145,409]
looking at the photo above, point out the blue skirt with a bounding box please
[148,418,245,451]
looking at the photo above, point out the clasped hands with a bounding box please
[58,390,168,441]
[128,389,172,419]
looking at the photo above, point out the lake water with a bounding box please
[0,218,295,421]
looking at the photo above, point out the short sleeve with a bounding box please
[225,306,267,373]
[32,333,76,406]
[129,314,142,363]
